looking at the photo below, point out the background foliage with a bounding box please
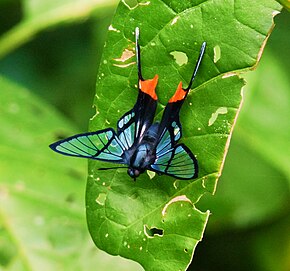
[0,0,289,270]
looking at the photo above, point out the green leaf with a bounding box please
[87,0,281,270]
[0,76,142,271]
[0,0,118,59]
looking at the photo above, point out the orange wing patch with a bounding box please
[139,75,158,100]
[169,82,187,103]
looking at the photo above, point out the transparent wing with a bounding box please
[117,110,136,150]
[156,120,181,156]
[49,128,125,163]
[115,28,159,150]
[116,82,158,149]
[151,144,198,180]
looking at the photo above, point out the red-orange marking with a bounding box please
[139,74,158,100]
[169,82,187,103]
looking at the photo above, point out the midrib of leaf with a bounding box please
[0,0,118,59]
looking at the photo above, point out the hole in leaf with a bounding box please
[114,48,135,62]
[184,248,188,253]
[171,16,180,25]
[144,225,164,238]
[208,107,228,126]
[173,180,179,189]
[122,0,138,9]
[213,45,221,63]
[146,170,156,179]
[170,51,188,66]
[95,193,107,205]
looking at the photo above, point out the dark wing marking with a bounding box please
[155,119,182,156]
[156,41,207,144]
[117,78,158,148]
[117,27,158,148]
[117,110,136,150]
[49,128,125,163]
[151,144,198,180]
[156,79,186,151]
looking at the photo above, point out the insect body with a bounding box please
[50,27,206,181]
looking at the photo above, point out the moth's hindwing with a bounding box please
[156,120,181,155]
[151,144,198,180]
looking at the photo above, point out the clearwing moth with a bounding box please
[50,27,206,181]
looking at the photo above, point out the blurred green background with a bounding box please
[0,1,289,270]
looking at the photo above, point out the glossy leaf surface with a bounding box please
[87,0,281,270]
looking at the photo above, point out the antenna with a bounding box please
[184,42,206,91]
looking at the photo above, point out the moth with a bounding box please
[50,27,206,181]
